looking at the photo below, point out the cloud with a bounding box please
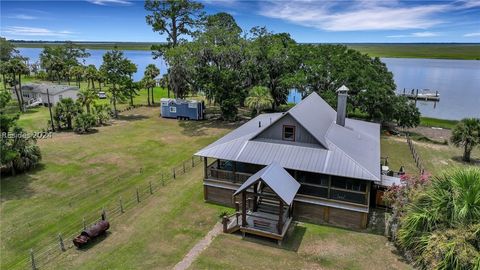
[456,0,480,8]
[6,14,38,20]
[87,0,133,6]
[387,32,441,38]
[259,0,450,31]
[464,32,480,37]
[2,26,74,37]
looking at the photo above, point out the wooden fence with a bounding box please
[406,133,425,174]
[8,155,203,270]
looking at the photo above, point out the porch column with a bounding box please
[242,191,247,226]
[253,183,258,212]
[232,161,237,182]
[277,200,284,234]
[203,157,208,179]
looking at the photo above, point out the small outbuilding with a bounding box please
[13,83,80,107]
[160,98,205,120]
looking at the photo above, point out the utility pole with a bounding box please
[46,88,55,132]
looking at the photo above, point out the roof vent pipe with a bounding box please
[259,121,261,128]
[336,85,349,127]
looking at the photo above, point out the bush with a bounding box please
[394,168,480,269]
[92,104,111,125]
[277,102,295,112]
[73,113,96,134]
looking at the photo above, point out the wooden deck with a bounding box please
[223,210,292,241]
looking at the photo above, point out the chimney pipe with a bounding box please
[336,85,349,127]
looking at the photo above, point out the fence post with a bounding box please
[119,197,124,213]
[173,168,176,179]
[30,249,36,270]
[102,207,106,221]
[192,156,195,167]
[161,173,165,186]
[136,188,140,203]
[149,181,153,194]
[83,217,86,230]
[183,162,186,173]
[58,233,65,251]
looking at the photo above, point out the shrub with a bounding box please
[73,113,96,134]
[395,168,480,269]
[92,104,111,125]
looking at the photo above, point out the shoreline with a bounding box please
[12,42,480,60]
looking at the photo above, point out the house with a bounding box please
[195,86,398,242]
[160,98,205,120]
[13,83,80,107]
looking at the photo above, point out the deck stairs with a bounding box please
[26,97,43,108]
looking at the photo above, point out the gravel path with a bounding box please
[173,222,223,270]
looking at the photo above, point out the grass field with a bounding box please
[12,42,480,60]
[419,117,459,129]
[190,224,410,270]
[0,107,232,269]
[347,44,480,60]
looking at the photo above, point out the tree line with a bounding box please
[144,0,419,126]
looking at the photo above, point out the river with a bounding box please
[18,48,480,120]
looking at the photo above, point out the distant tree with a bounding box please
[245,86,274,115]
[0,37,18,62]
[450,118,480,162]
[53,98,82,130]
[393,96,420,128]
[145,0,204,98]
[70,65,84,88]
[4,57,29,111]
[77,88,97,113]
[247,29,297,109]
[141,76,155,106]
[145,0,204,49]
[39,43,90,83]
[144,64,160,104]
[84,64,98,89]
[99,48,137,118]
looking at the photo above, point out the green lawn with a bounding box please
[419,117,458,129]
[381,135,479,175]
[347,44,480,60]
[1,107,232,269]
[190,223,410,270]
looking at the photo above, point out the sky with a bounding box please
[1,0,479,43]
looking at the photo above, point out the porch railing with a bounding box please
[207,163,252,184]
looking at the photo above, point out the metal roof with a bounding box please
[233,162,300,205]
[21,84,79,95]
[196,92,381,181]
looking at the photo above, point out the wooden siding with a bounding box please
[255,114,321,146]
[204,186,235,206]
[293,201,367,229]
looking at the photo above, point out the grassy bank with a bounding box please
[347,44,480,60]
[13,42,480,60]
[420,117,458,129]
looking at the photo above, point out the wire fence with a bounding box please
[7,155,204,270]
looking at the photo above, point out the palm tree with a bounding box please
[53,98,82,129]
[84,65,98,90]
[77,88,97,113]
[245,86,274,115]
[450,118,480,162]
[397,168,480,269]
[70,65,84,88]
[144,64,160,105]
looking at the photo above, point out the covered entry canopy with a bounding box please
[233,162,300,205]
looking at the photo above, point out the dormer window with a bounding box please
[283,125,296,141]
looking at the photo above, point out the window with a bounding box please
[169,106,177,113]
[282,125,296,141]
[331,177,367,192]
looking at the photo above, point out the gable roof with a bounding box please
[196,92,381,181]
[233,162,300,205]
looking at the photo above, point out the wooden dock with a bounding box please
[399,88,440,101]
